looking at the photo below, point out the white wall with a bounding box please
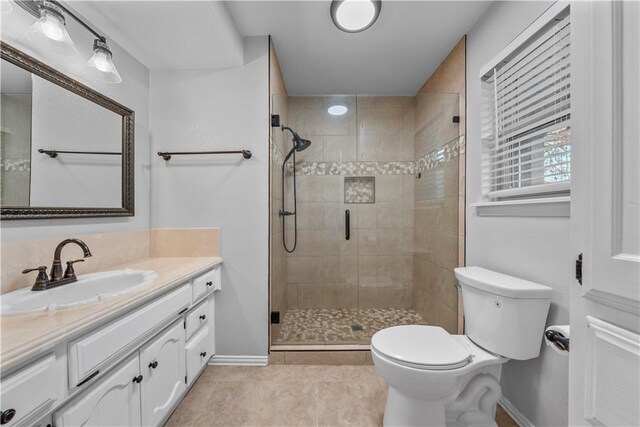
[466,2,570,426]
[149,37,270,357]
[0,3,150,241]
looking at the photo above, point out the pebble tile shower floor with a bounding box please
[165,365,519,427]
[274,308,428,345]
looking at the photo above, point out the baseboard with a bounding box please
[498,395,534,427]
[208,355,268,366]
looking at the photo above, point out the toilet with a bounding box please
[371,266,553,427]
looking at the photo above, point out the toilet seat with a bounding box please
[371,325,473,371]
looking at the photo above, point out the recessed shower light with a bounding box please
[330,0,382,33]
[328,105,348,116]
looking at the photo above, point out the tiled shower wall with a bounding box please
[412,37,466,334]
[284,96,415,310]
[1,94,31,206]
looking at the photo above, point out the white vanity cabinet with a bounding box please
[54,354,142,427]
[140,319,186,426]
[0,262,221,427]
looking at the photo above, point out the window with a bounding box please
[481,6,571,200]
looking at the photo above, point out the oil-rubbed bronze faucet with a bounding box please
[22,238,92,291]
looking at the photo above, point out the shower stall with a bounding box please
[269,94,463,348]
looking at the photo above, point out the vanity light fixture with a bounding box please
[328,105,348,116]
[330,0,382,33]
[87,39,122,84]
[26,1,78,56]
[17,0,122,83]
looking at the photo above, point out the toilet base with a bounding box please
[384,387,446,427]
[382,370,503,427]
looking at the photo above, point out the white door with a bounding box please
[54,355,142,427]
[140,319,186,427]
[570,1,640,425]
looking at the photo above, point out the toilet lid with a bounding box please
[371,325,472,370]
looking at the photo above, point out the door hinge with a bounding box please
[183,320,186,329]
[576,253,583,285]
[185,375,188,384]
[270,311,280,324]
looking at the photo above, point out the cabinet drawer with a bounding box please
[68,284,191,386]
[0,354,59,427]
[185,299,209,340]
[185,326,210,385]
[192,267,219,302]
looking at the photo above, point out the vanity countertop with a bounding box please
[0,256,222,373]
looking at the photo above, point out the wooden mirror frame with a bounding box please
[1,42,134,220]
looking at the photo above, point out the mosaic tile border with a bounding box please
[414,135,463,177]
[290,161,414,176]
[1,158,30,172]
[270,136,463,177]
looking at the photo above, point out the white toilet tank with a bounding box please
[455,266,553,360]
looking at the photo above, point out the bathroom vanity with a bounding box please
[0,257,221,427]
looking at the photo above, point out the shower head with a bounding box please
[296,137,312,152]
[282,126,312,151]
[282,126,312,163]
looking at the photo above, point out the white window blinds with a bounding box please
[481,9,571,200]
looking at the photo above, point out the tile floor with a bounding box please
[274,308,427,345]
[165,365,518,427]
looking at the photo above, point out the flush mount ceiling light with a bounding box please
[330,0,382,33]
[328,105,348,116]
[17,0,122,83]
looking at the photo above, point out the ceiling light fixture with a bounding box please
[18,0,122,84]
[328,105,348,116]
[330,0,382,33]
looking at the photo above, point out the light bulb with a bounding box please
[87,39,122,84]
[26,1,78,56]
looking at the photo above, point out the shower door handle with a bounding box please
[345,209,350,241]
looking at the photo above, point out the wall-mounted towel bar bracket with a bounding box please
[157,150,252,161]
[38,149,122,158]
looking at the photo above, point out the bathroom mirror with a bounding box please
[0,42,134,220]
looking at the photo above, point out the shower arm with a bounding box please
[281,126,296,136]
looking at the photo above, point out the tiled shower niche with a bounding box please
[344,177,375,204]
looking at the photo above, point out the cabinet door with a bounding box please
[54,355,142,427]
[140,319,186,427]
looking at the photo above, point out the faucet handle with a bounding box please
[64,259,84,279]
[22,266,49,288]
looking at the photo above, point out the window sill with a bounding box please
[472,196,570,217]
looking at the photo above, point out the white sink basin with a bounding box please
[1,269,158,316]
